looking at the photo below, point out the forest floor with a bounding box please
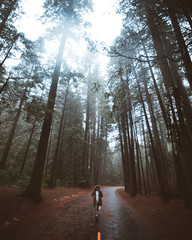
[0,185,192,240]
[117,189,192,240]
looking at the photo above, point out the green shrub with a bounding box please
[0,169,30,187]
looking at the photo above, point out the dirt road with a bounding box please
[0,186,159,240]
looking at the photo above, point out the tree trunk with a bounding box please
[0,94,25,169]
[135,121,148,194]
[117,118,130,191]
[22,33,67,202]
[55,103,68,181]
[0,73,11,94]
[81,78,91,178]
[135,137,142,194]
[145,6,175,90]
[135,70,169,201]
[20,116,37,174]
[142,42,169,130]
[94,117,101,185]
[48,78,70,188]
[102,132,108,185]
[44,121,54,177]
[146,6,192,206]
[0,34,19,69]
[165,0,192,90]
[141,118,151,195]
[144,78,170,197]
[121,111,132,193]
[90,103,96,186]
[138,143,148,194]
[126,75,137,196]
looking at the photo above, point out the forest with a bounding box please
[0,0,192,212]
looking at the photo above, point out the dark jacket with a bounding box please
[91,190,103,206]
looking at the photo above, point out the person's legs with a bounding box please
[99,199,102,210]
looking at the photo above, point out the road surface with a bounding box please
[0,187,159,240]
[95,187,158,240]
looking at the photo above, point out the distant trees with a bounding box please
[0,38,45,171]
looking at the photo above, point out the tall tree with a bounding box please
[22,0,92,201]
[164,0,192,90]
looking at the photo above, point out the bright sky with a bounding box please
[18,0,45,39]
[18,0,122,73]
[85,0,122,45]
[19,0,122,43]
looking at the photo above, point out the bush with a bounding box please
[0,170,10,184]
[0,169,30,187]
[16,174,30,187]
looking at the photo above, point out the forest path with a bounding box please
[0,187,159,240]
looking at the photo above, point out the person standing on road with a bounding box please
[91,185,103,210]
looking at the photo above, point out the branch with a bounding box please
[0,73,12,94]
